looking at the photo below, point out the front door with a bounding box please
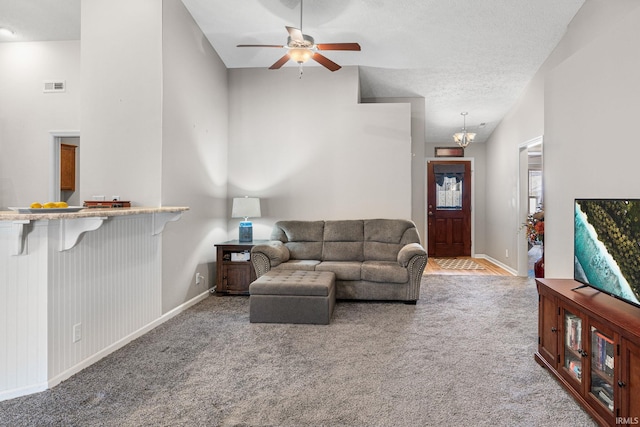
[427,160,472,257]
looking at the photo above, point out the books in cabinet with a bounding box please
[565,313,582,351]
[592,330,614,378]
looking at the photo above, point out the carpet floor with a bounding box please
[0,275,596,427]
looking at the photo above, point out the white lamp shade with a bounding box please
[289,48,313,63]
[231,197,261,219]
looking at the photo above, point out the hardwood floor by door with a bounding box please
[425,257,511,276]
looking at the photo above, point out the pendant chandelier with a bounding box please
[453,112,476,148]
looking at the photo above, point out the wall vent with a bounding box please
[43,81,66,93]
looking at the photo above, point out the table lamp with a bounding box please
[232,197,261,242]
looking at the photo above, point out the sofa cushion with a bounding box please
[322,220,364,261]
[284,242,324,260]
[272,221,324,260]
[316,261,362,281]
[274,260,321,271]
[364,219,420,261]
[361,261,409,284]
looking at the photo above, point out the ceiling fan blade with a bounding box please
[312,52,341,72]
[269,54,291,70]
[316,43,361,51]
[286,26,304,42]
[237,44,285,48]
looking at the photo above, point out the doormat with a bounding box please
[434,258,485,270]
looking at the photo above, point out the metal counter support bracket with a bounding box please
[152,211,183,235]
[13,220,31,256]
[60,217,107,251]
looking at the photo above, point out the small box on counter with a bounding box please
[83,200,131,208]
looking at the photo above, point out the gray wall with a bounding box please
[160,0,229,310]
[544,3,640,277]
[363,97,427,243]
[227,67,413,240]
[80,0,229,312]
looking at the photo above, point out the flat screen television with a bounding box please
[574,199,640,309]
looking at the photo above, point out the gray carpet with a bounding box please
[0,275,596,427]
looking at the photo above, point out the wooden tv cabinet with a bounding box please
[535,279,640,426]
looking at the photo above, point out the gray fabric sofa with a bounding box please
[250,219,427,303]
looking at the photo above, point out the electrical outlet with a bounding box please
[73,323,82,343]
[112,195,120,201]
[195,273,204,286]
[505,249,509,258]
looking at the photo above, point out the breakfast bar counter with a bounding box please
[1,206,189,254]
[0,206,188,221]
[0,206,188,402]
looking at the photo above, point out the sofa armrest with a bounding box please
[251,241,290,277]
[397,243,428,301]
[397,243,427,267]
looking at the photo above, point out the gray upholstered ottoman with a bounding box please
[249,270,336,324]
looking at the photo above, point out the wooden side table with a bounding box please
[214,240,268,295]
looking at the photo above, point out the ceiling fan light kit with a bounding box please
[289,48,314,64]
[236,0,360,74]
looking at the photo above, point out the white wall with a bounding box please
[160,0,229,311]
[544,5,640,277]
[227,66,412,240]
[0,41,80,209]
[80,0,163,206]
[483,0,640,274]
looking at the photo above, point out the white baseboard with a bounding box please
[474,253,518,276]
[45,290,211,393]
[0,382,49,403]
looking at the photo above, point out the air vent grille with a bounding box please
[43,81,66,93]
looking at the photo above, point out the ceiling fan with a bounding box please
[236,1,361,72]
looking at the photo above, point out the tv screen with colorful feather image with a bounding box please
[574,199,640,309]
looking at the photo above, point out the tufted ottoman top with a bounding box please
[250,270,335,297]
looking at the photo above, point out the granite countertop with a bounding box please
[0,206,189,221]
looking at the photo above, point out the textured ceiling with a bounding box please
[0,0,80,42]
[0,0,585,145]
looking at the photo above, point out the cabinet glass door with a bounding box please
[590,326,615,412]
[563,310,583,383]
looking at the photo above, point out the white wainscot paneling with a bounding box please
[47,215,162,382]
[0,214,163,401]
[0,221,49,400]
